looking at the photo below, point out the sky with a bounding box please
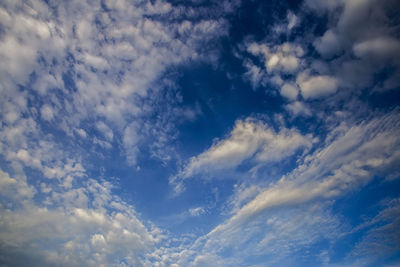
[0,0,400,266]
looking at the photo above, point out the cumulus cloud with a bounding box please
[310,0,400,91]
[240,0,400,118]
[247,42,304,74]
[40,105,55,121]
[297,74,338,99]
[280,83,299,100]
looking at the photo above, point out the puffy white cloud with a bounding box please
[242,0,400,105]
[40,105,55,121]
[247,42,304,75]
[280,83,298,100]
[310,0,400,91]
[173,118,313,183]
[0,178,161,266]
[298,74,338,99]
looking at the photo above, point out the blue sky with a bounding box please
[0,0,400,266]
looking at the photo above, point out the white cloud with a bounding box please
[189,207,206,217]
[298,74,338,99]
[0,0,231,167]
[246,42,304,75]
[244,60,266,88]
[123,122,141,166]
[353,37,400,62]
[96,121,114,141]
[242,0,400,103]
[209,111,400,237]
[280,83,298,100]
[287,12,298,30]
[314,29,342,58]
[163,111,400,266]
[0,166,162,266]
[173,118,313,182]
[350,198,400,261]
[40,105,55,121]
[309,0,400,91]
[285,101,311,117]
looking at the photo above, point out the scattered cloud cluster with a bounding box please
[0,0,399,266]
[0,0,230,167]
[0,0,234,265]
[0,168,162,266]
[242,0,400,117]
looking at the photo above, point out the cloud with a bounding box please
[209,110,400,237]
[287,12,298,31]
[0,176,161,266]
[0,1,236,265]
[297,74,338,99]
[161,110,400,266]
[40,105,55,121]
[353,37,400,62]
[247,42,304,74]
[189,207,206,217]
[164,202,342,266]
[0,109,161,266]
[313,29,343,58]
[280,83,299,100]
[309,0,400,91]
[285,101,311,117]
[0,0,231,166]
[240,0,400,116]
[96,122,114,141]
[350,198,400,261]
[172,118,313,184]
[304,0,342,13]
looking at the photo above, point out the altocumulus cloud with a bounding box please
[0,0,399,266]
[0,0,234,266]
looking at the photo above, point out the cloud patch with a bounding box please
[171,118,314,193]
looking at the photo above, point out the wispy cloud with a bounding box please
[163,110,400,266]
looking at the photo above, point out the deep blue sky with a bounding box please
[0,0,400,266]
